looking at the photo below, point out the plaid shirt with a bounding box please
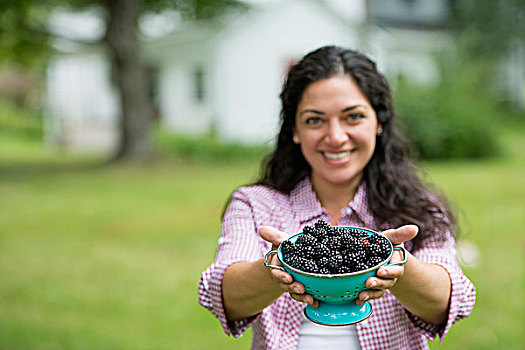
[199,178,476,350]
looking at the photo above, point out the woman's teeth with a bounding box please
[323,151,350,160]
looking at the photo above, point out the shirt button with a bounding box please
[345,207,353,215]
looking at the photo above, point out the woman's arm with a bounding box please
[224,227,318,321]
[384,253,450,325]
[222,259,282,320]
[357,225,451,325]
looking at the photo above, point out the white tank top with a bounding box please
[295,314,361,350]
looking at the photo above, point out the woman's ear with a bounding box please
[377,124,383,136]
[293,134,300,144]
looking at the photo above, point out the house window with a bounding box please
[193,66,205,103]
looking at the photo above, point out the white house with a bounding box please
[45,8,119,153]
[45,0,460,154]
[145,0,365,146]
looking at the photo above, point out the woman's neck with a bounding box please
[311,175,361,225]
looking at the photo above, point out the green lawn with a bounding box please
[1,122,524,349]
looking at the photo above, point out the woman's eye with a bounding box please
[305,117,322,125]
[346,113,363,122]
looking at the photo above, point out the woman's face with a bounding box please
[293,74,380,190]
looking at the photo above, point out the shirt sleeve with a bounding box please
[198,188,266,337]
[406,228,476,341]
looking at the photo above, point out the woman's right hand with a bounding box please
[259,226,319,308]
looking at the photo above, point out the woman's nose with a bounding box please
[326,120,347,146]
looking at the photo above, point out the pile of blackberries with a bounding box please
[280,220,391,274]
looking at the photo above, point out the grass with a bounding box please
[0,135,258,349]
[424,121,525,349]
[1,119,524,349]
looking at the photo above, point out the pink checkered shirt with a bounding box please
[198,177,476,350]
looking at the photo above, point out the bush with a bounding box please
[154,129,270,162]
[393,69,502,160]
[0,99,43,139]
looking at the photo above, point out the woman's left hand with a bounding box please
[356,225,418,305]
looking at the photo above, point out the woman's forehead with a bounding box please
[298,76,371,111]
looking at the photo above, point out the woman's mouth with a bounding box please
[323,151,351,160]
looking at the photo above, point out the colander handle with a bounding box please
[387,246,408,266]
[264,250,285,271]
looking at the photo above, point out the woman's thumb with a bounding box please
[381,225,418,245]
[259,226,290,248]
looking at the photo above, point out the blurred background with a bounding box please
[1,0,524,349]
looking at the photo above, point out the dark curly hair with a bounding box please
[257,46,457,249]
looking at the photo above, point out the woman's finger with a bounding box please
[277,281,304,294]
[366,276,398,290]
[271,269,293,284]
[259,226,290,248]
[376,265,404,279]
[357,289,387,304]
[290,293,319,307]
[381,225,418,245]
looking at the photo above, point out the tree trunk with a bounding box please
[104,0,153,160]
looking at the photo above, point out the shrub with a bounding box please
[154,129,270,162]
[0,99,43,139]
[394,73,502,160]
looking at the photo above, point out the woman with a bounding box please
[199,46,475,350]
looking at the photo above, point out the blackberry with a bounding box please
[344,250,367,271]
[347,249,367,260]
[318,267,331,274]
[340,232,357,249]
[367,234,382,244]
[291,257,319,273]
[312,242,330,258]
[302,225,316,236]
[298,245,317,259]
[378,241,391,256]
[280,219,393,275]
[317,256,330,269]
[343,257,360,272]
[327,253,344,273]
[319,236,330,246]
[285,255,299,267]
[351,229,369,240]
[296,233,317,246]
[379,249,390,260]
[338,228,348,236]
[310,227,327,239]
[365,244,381,256]
[323,236,342,251]
[338,265,352,274]
[343,227,360,236]
[358,237,370,247]
[366,255,384,267]
[354,262,368,271]
[280,240,295,258]
[314,220,330,230]
[326,225,340,236]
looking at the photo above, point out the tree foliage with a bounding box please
[0,0,248,160]
[0,0,60,68]
[450,0,525,110]
[453,0,525,62]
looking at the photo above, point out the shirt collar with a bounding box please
[290,177,324,224]
[290,177,375,228]
[347,181,376,229]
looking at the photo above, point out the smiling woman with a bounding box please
[292,76,380,220]
[198,46,476,350]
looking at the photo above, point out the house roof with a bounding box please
[145,0,363,52]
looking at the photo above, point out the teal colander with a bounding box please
[264,226,407,326]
